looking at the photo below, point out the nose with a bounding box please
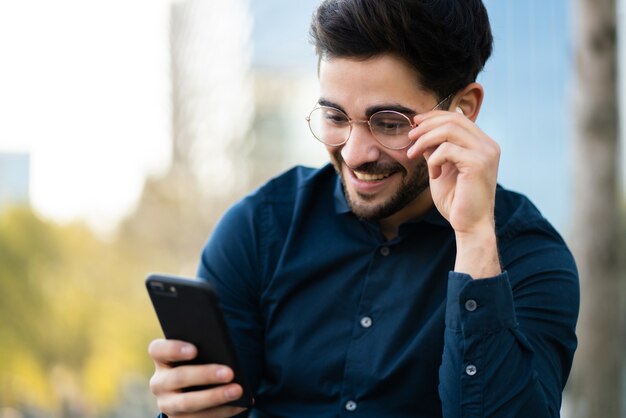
[339,122,381,168]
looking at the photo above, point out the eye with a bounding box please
[371,112,412,134]
[322,108,349,126]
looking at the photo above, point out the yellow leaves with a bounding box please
[3,350,55,409]
[0,207,172,413]
[82,300,152,407]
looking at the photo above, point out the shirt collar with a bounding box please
[333,175,352,214]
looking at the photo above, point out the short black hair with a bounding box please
[310,0,493,100]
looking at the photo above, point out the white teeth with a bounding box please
[354,171,390,181]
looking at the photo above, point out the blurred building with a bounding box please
[169,0,254,196]
[246,0,326,185]
[120,0,258,271]
[0,152,30,210]
[247,70,324,187]
[166,0,325,193]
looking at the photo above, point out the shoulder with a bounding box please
[199,164,337,282]
[225,164,337,222]
[494,185,559,242]
[250,164,336,204]
[213,164,336,235]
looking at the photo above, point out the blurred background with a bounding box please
[0,0,623,417]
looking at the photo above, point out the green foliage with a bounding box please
[0,207,167,415]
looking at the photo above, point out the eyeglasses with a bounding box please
[305,95,452,150]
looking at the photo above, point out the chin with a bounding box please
[347,199,389,222]
[344,180,429,222]
[329,149,430,221]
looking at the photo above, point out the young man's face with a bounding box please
[318,54,440,222]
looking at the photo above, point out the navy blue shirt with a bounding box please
[195,164,578,418]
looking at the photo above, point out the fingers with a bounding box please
[424,142,482,180]
[172,406,247,418]
[172,405,247,418]
[408,111,485,159]
[148,339,246,417]
[156,384,245,417]
[406,111,500,171]
[150,363,235,394]
[176,406,248,418]
[149,338,197,366]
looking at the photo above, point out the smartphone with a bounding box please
[145,273,253,408]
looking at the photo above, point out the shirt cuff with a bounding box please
[445,271,517,334]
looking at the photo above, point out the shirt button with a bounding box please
[465,364,477,376]
[360,316,373,328]
[465,299,478,312]
[380,246,390,256]
[345,400,357,411]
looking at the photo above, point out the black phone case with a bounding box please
[145,273,253,408]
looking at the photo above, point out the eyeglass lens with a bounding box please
[307,107,414,149]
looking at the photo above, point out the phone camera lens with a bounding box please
[150,282,165,292]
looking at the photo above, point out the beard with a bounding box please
[330,149,430,222]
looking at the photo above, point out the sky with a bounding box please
[0,0,172,232]
[0,0,623,235]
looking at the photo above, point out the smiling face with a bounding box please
[318,54,441,225]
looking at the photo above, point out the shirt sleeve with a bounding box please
[196,197,266,406]
[439,238,579,417]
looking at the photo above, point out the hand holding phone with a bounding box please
[148,339,248,417]
[146,273,253,415]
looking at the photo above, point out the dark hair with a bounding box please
[309,0,493,100]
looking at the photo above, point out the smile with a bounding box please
[353,170,393,182]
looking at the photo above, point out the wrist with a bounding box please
[454,223,501,279]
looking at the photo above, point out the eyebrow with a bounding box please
[318,98,417,118]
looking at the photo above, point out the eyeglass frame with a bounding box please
[305,94,453,150]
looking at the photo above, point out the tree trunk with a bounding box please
[569,0,623,417]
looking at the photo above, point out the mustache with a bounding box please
[330,149,407,178]
[350,161,405,175]
[334,152,405,175]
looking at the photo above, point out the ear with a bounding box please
[452,82,484,122]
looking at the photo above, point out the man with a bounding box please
[148,0,579,417]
